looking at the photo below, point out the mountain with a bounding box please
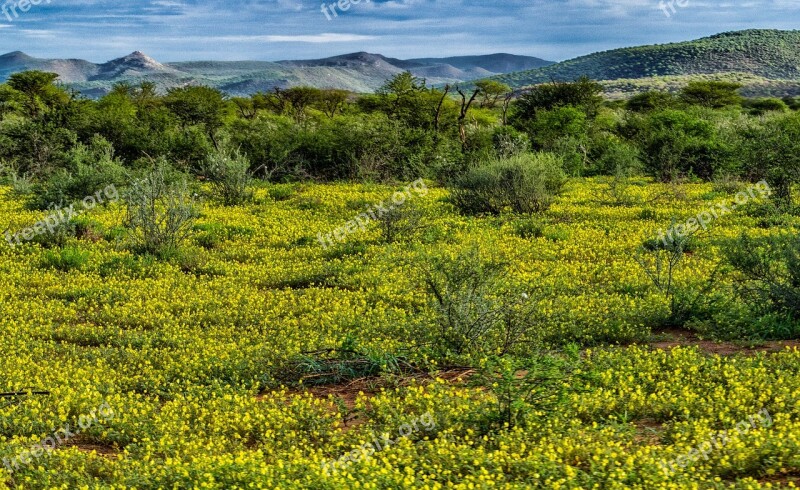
[409,54,552,74]
[0,50,554,98]
[4,30,799,99]
[0,50,97,82]
[494,29,800,97]
[94,51,181,80]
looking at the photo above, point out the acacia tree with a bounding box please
[316,89,349,118]
[513,76,603,123]
[475,80,511,108]
[680,81,742,109]
[7,70,63,118]
[164,85,226,144]
[740,113,800,207]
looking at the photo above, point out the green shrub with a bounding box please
[28,136,127,211]
[512,217,544,239]
[40,245,90,272]
[491,126,530,158]
[268,185,295,201]
[471,350,579,433]
[451,153,566,216]
[419,246,540,358]
[201,142,253,206]
[125,163,198,255]
[375,202,425,244]
[723,232,800,320]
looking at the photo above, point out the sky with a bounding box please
[0,0,797,62]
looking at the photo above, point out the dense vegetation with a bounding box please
[1,68,800,488]
[494,30,800,97]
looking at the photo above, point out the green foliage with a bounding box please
[6,71,66,118]
[743,97,789,115]
[164,86,226,136]
[680,81,743,108]
[27,136,127,210]
[474,80,511,108]
[419,246,541,358]
[201,141,253,206]
[375,202,425,244]
[724,233,800,320]
[625,108,725,181]
[278,336,410,387]
[125,163,199,255]
[451,153,567,215]
[737,112,800,207]
[513,76,603,123]
[635,221,697,326]
[39,245,90,272]
[471,349,579,432]
[626,91,680,112]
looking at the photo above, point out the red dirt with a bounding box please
[648,328,800,355]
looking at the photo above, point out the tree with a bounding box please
[680,81,742,108]
[626,91,679,112]
[164,85,226,140]
[7,71,63,118]
[739,113,800,207]
[475,80,511,108]
[316,89,349,118]
[377,72,428,123]
[513,76,603,123]
[626,109,723,182]
[231,97,257,120]
[0,84,18,120]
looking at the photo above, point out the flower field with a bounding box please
[1,178,799,489]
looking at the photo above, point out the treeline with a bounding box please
[1,70,800,209]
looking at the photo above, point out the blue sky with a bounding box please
[0,0,797,62]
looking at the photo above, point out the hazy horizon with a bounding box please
[0,0,797,63]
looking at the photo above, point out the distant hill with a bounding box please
[0,50,553,98]
[494,29,800,97]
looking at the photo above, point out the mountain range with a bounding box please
[0,50,552,98]
[0,29,799,98]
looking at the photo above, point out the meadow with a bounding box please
[1,176,800,489]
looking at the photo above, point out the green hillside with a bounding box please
[495,29,800,89]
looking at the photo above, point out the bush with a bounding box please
[29,216,104,248]
[125,163,198,255]
[375,202,425,244]
[512,217,544,239]
[419,246,540,358]
[451,153,566,215]
[723,233,800,320]
[744,98,789,116]
[491,126,530,158]
[40,245,90,272]
[201,142,253,206]
[470,351,579,433]
[28,136,127,211]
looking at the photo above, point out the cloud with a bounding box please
[221,33,377,43]
[0,0,796,61]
